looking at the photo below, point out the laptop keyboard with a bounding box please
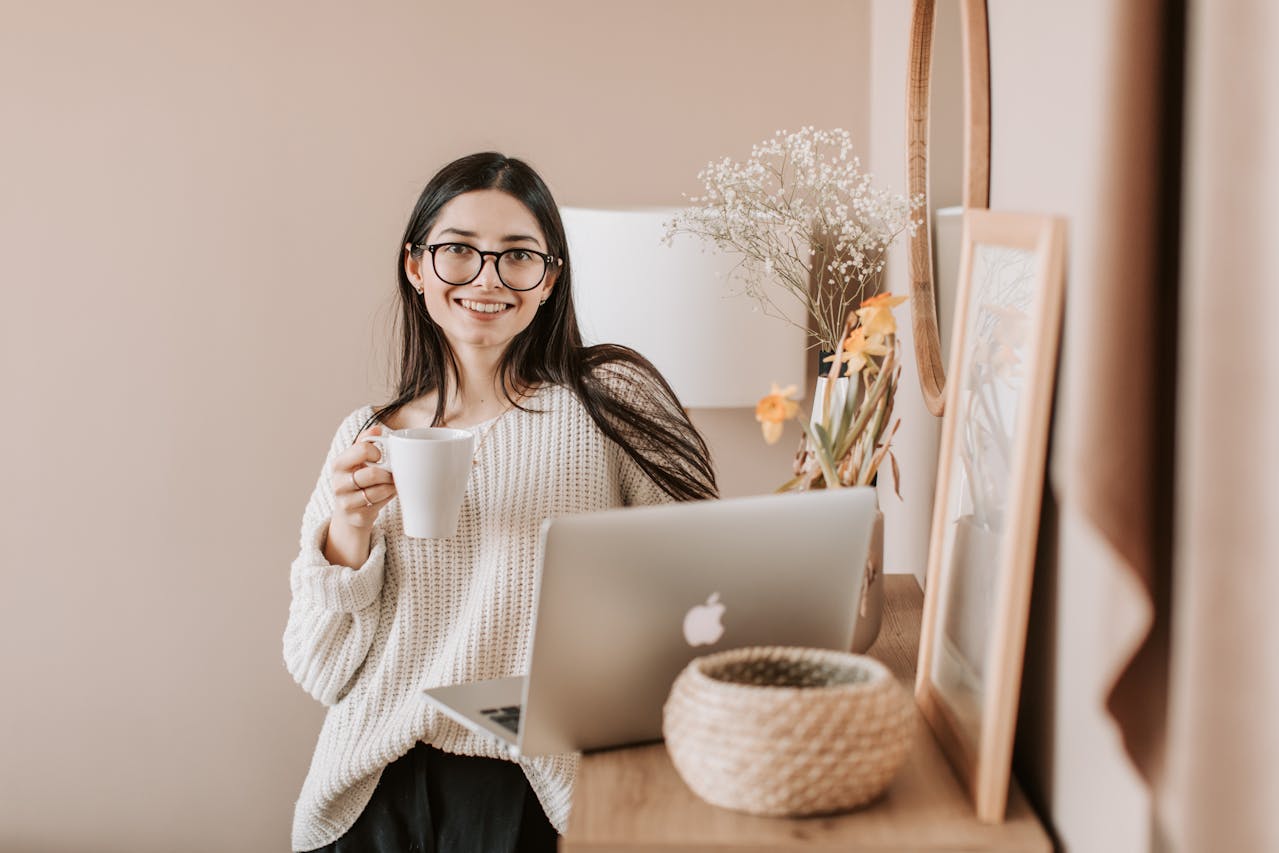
[480,705,522,734]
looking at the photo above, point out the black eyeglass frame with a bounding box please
[421,242,560,292]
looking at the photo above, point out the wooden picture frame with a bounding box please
[907,0,991,416]
[915,210,1066,823]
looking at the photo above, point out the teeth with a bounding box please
[459,299,510,314]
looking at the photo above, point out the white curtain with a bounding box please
[1052,0,1171,804]
[1163,1,1279,850]
[1049,1,1279,848]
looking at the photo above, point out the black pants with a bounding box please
[307,742,558,853]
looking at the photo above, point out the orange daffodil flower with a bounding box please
[756,295,908,449]
[755,383,800,445]
[821,293,906,377]
[855,293,909,339]
[823,326,889,375]
[860,292,910,309]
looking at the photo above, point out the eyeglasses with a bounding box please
[421,242,559,292]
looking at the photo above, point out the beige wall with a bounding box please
[869,1,1153,851]
[0,2,870,850]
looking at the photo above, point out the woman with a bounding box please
[283,152,717,852]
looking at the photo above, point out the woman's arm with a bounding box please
[281,411,389,706]
[614,440,677,507]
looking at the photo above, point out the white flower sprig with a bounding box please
[666,127,922,353]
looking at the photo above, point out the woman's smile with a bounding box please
[455,296,515,317]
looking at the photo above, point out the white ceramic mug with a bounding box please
[368,427,476,538]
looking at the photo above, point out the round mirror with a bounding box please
[907,0,991,416]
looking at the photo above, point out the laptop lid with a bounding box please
[516,487,878,757]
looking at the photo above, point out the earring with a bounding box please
[539,297,548,306]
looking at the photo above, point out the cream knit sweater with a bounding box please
[283,381,673,851]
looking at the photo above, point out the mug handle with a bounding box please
[366,432,392,472]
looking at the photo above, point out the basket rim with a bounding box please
[683,645,893,694]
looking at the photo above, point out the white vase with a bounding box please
[811,375,854,433]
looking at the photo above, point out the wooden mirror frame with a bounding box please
[907,0,991,416]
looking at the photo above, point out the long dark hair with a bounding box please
[365,152,717,502]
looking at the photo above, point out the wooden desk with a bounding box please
[562,575,1052,852]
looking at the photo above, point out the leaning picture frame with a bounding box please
[915,209,1066,823]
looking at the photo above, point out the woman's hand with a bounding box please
[331,426,396,528]
[324,426,396,569]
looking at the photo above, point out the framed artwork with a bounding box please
[915,209,1066,823]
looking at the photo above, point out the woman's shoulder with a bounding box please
[329,404,378,448]
[583,345,664,390]
[582,345,681,411]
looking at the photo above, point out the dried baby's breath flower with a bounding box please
[668,127,922,353]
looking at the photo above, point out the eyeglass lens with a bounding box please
[433,244,546,291]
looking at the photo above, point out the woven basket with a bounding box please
[662,646,915,817]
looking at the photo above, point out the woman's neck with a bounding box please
[387,344,530,430]
[439,345,515,427]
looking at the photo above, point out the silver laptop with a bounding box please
[420,487,878,758]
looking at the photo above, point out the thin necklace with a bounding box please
[440,385,542,464]
[442,406,514,466]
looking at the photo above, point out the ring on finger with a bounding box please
[350,470,361,491]
[359,487,373,508]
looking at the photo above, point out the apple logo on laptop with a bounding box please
[683,592,726,646]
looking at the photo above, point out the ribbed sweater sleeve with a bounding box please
[613,438,672,507]
[283,407,387,706]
